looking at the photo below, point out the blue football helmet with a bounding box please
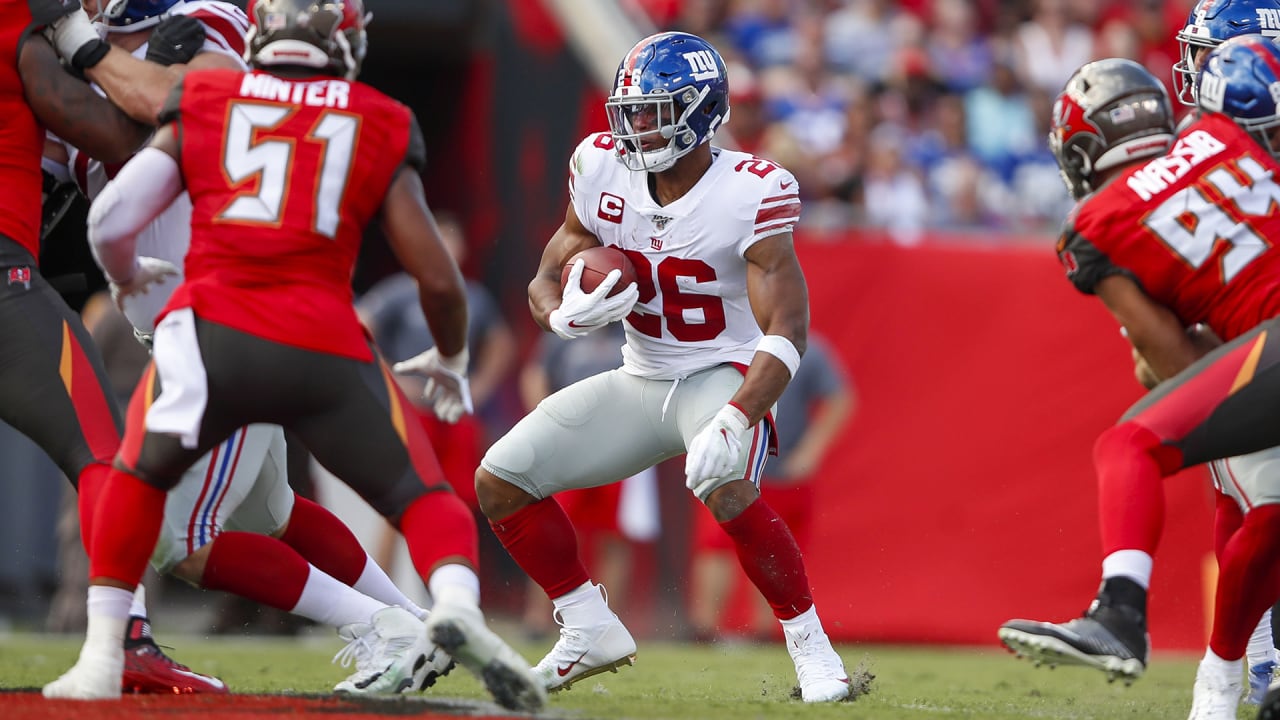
[1174,0,1280,106]
[96,0,186,32]
[605,32,730,173]
[1196,35,1280,157]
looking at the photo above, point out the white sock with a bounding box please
[1101,550,1153,589]
[291,566,389,628]
[85,585,133,656]
[1247,609,1278,668]
[551,581,611,626]
[779,605,820,632]
[1204,646,1242,670]
[129,585,147,618]
[428,563,481,609]
[352,557,427,620]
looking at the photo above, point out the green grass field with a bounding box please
[0,631,1238,719]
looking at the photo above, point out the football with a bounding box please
[561,245,638,297]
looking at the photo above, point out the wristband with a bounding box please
[755,334,801,377]
[72,39,110,71]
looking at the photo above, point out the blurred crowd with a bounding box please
[633,0,1198,242]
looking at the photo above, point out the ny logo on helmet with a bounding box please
[682,51,720,81]
[1260,8,1280,31]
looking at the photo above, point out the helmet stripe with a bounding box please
[621,32,667,86]
[1243,35,1280,81]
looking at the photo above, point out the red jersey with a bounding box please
[1058,112,1280,341]
[159,69,424,361]
[0,4,48,257]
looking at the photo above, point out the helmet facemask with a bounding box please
[606,84,715,172]
[1173,37,1214,106]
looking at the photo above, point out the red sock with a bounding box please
[399,490,479,579]
[76,462,111,551]
[88,468,166,585]
[720,498,812,620]
[490,498,589,599]
[202,531,308,611]
[1210,504,1280,660]
[279,494,366,586]
[1214,491,1243,562]
[1094,422,1183,556]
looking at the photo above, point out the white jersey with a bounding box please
[568,132,802,380]
[52,0,249,334]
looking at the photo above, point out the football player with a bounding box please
[1169,0,1280,705]
[470,32,853,702]
[41,0,544,712]
[44,0,450,698]
[997,43,1280,720]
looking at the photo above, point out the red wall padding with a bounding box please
[795,233,1215,651]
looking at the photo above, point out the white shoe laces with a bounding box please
[333,629,376,672]
[787,628,845,685]
[536,610,592,667]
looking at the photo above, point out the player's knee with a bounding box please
[118,460,183,492]
[170,544,213,586]
[474,466,532,521]
[703,480,760,522]
[1093,421,1182,475]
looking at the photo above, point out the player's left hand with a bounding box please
[145,15,205,66]
[109,256,179,311]
[685,404,750,496]
[393,347,474,424]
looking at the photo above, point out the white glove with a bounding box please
[109,256,179,312]
[393,347,473,424]
[45,7,108,70]
[684,404,750,497]
[548,259,639,339]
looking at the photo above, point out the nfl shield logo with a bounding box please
[7,266,30,290]
[652,214,672,230]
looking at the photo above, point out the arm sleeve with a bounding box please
[1057,223,1136,296]
[87,147,184,283]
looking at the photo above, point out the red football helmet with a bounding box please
[245,0,368,81]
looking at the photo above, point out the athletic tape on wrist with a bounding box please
[755,334,801,377]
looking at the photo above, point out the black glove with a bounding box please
[40,169,80,241]
[145,15,205,66]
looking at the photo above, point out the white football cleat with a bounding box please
[784,614,852,703]
[333,607,430,695]
[532,608,637,692]
[43,644,124,700]
[426,598,545,712]
[1188,656,1242,720]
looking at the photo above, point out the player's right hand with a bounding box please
[45,6,109,71]
[548,259,639,339]
[109,256,179,311]
[393,347,474,424]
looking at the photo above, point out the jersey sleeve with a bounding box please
[1056,220,1134,295]
[403,111,426,172]
[740,164,801,257]
[568,133,615,235]
[157,77,187,126]
[179,1,250,65]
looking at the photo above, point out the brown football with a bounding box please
[561,246,639,297]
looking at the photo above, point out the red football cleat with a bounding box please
[121,616,228,694]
